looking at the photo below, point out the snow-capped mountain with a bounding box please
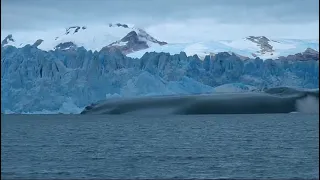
[103,29,167,54]
[1,23,318,59]
[1,44,319,113]
[1,23,167,54]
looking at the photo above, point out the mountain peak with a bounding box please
[1,34,15,46]
[103,28,168,55]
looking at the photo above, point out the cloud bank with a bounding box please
[1,0,319,41]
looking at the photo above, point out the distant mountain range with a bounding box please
[1,23,167,54]
[2,23,319,60]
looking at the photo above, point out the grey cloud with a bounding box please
[1,0,319,31]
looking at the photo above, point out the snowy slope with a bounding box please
[128,37,319,60]
[1,23,167,53]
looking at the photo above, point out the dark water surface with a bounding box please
[1,114,319,179]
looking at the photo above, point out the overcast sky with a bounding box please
[1,0,319,42]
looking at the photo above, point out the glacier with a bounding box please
[1,45,319,113]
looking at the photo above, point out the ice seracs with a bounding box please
[1,44,318,113]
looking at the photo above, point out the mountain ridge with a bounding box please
[1,23,168,54]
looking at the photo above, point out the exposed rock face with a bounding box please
[109,23,129,28]
[135,28,167,46]
[65,26,87,35]
[246,36,274,55]
[1,34,14,47]
[103,30,167,54]
[109,31,148,54]
[55,42,78,50]
[32,39,44,47]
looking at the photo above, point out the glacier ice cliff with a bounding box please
[1,45,319,113]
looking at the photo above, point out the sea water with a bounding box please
[1,114,319,179]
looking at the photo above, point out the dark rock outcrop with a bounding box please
[246,36,274,55]
[32,39,44,47]
[1,34,14,47]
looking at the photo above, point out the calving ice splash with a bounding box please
[81,87,319,115]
